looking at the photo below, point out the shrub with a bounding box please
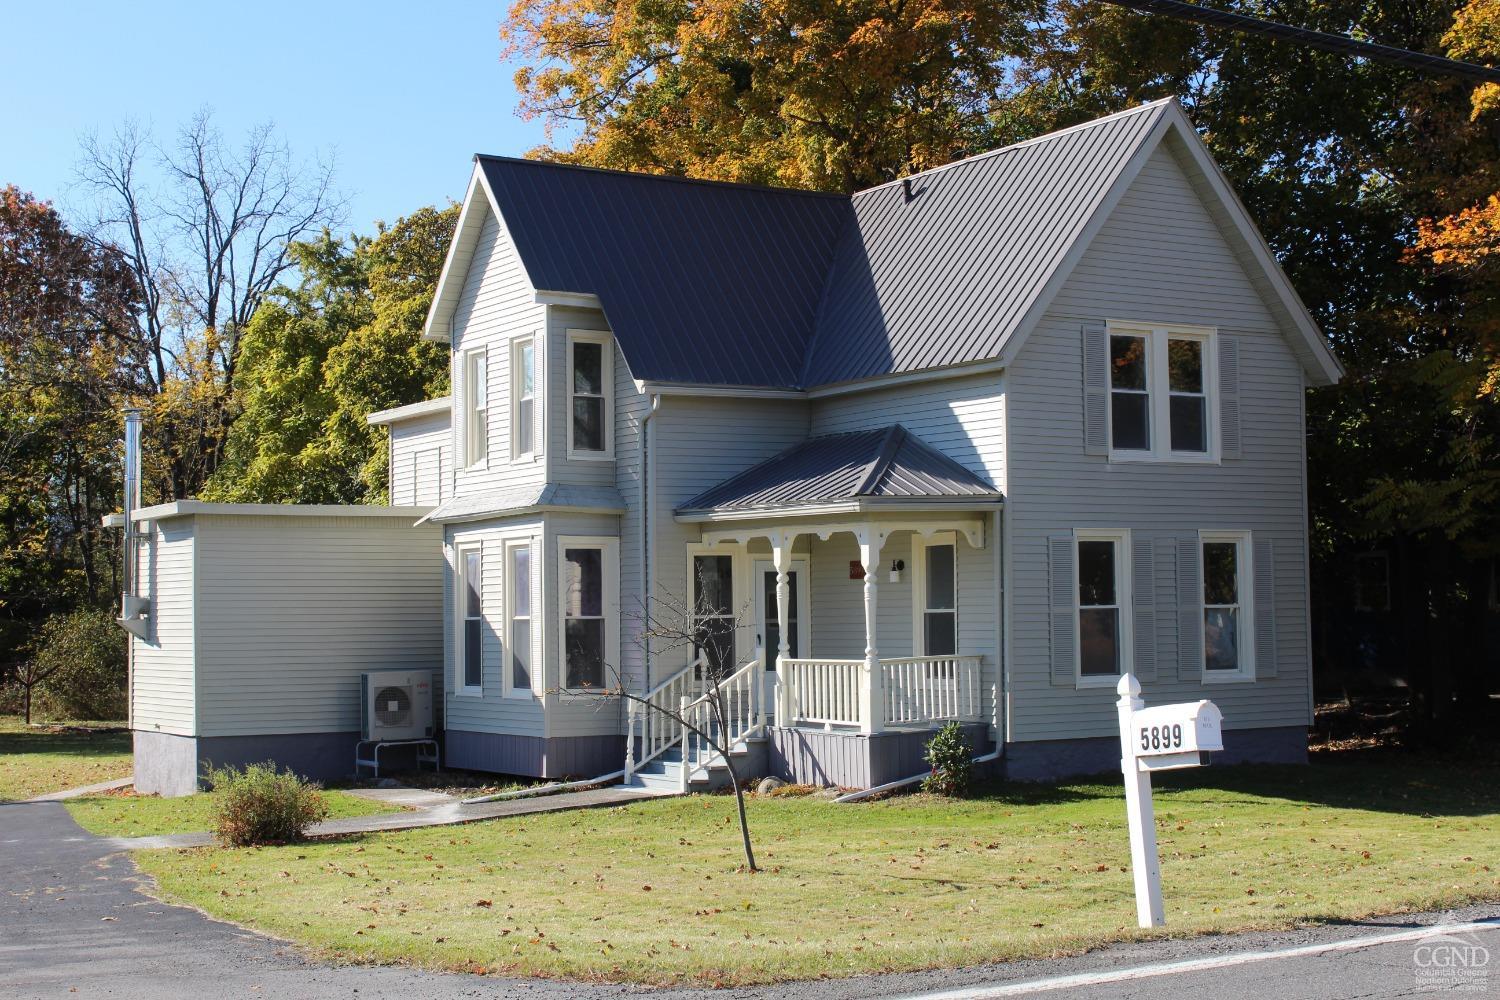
[31,609,127,721]
[922,722,974,797]
[206,762,329,847]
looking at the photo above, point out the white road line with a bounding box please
[893,918,1500,999]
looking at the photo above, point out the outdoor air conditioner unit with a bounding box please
[360,671,434,742]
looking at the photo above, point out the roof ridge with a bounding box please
[474,154,850,201]
[853,98,1177,198]
[854,425,907,496]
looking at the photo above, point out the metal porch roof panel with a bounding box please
[477,157,852,388]
[676,426,1000,513]
[800,101,1170,388]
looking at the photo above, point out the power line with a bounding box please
[1101,0,1500,85]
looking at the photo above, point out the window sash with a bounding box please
[458,546,483,691]
[1106,324,1216,460]
[465,350,488,468]
[1076,534,1127,680]
[563,544,609,689]
[919,542,958,656]
[693,554,736,673]
[1201,534,1251,676]
[567,333,612,457]
[512,339,535,458]
[507,542,532,695]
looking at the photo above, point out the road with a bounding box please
[2,799,1493,999]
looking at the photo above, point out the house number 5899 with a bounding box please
[1140,724,1183,752]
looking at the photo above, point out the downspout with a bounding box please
[640,393,662,688]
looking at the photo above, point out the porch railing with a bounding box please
[624,654,703,781]
[779,654,983,731]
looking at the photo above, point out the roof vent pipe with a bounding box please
[118,408,149,639]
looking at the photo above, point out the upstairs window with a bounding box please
[567,331,613,459]
[464,348,488,468]
[511,336,536,460]
[1108,323,1217,461]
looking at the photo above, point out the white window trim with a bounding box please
[1353,551,1391,613]
[503,537,536,699]
[751,557,812,662]
[1200,529,1255,683]
[454,540,485,697]
[463,347,489,471]
[566,329,614,461]
[1106,320,1219,465]
[686,541,751,670]
[1074,528,1133,688]
[912,531,959,657]
[510,334,542,463]
[556,536,620,694]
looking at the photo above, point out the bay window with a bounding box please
[560,538,617,690]
[456,543,483,694]
[567,331,613,459]
[506,540,533,697]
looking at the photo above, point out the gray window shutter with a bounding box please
[1157,537,1180,677]
[1254,536,1277,678]
[1219,337,1242,459]
[1082,322,1109,456]
[1049,534,1077,686]
[1177,534,1204,681]
[1131,534,1157,682]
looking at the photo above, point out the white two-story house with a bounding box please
[365,97,1341,790]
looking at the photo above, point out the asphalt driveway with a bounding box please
[2,799,1494,999]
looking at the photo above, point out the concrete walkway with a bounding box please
[105,783,669,850]
[25,775,134,802]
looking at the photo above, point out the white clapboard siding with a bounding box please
[450,210,547,498]
[191,513,445,737]
[1005,139,1313,742]
[809,370,1005,492]
[390,411,452,505]
[131,521,197,735]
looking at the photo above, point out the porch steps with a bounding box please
[625,736,767,794]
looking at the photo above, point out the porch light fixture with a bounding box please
[888,558,905,583]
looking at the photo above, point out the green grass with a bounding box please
[66,786,400,838]
[0,715,131,801]
[136,754,1500,986]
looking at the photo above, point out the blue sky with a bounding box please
[3,1,557,234]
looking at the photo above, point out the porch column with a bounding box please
[770,530,797,730]
[856,525,887,734]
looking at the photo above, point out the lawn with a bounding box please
[66,786,400,838]
[0,715,131,801]
[136,753,1500,986]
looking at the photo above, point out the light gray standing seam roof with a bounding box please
[676,426,1002,514]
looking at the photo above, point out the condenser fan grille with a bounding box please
[374,685,412,727]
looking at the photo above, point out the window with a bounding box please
[1354,552,1390,612]
[464,348,488,468]
[567,331,613,458]
[1108,323,1216,461]
[915,535,957,657]
[1076,531,1129,681]
[1202,531,1253,679]
[560,539,617,690]
[506,541,532,697]
[693,554,736,674]
[511,337,536,460]
[457,543,483,693]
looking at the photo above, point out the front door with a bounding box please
[754,559,809,722]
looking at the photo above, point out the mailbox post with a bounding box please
[1115,673,1224,929]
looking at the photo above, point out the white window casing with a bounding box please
[1105,321,1219,464]
[1200,530,1255,682]
[463,348,489,470]
[1075,528,1133,687]
[455,541,484,696]
[566,330,614,460]
[557,536,619,692]
[511,335,540,462]
[505,538,535,698]
[912,532,958,657]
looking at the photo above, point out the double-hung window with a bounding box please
[693,554,736,674]
[456,543,484,694]
[567,331,613,458]
[511,337,536,460]
[1076,530,1130,682]
[1108,323,1216,461]
[506,540,533,697]
[915,535,957,657]
[561,539,616,690]
[463,348,488,468]
[1201,531,1253,680]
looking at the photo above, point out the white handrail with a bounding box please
[628,654,706,778]
[678,651,765,785]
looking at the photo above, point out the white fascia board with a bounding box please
[366,396,453,426]
[533,290,603,308]
[636,380,806,400]
[119,501,437,524]
[805,357,1005,399]
[675,496,1003,523]
[421,502,626,527]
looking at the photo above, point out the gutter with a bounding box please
[641,393,661,685]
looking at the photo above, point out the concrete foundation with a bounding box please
[133,729,380,797]
[445,730,625,779]
[768,723,990,789]
[1002,724,1309,782]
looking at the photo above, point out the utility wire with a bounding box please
[1101,0,1500,85]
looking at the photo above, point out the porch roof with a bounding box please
[675,425,1001,519]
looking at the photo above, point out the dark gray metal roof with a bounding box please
[478,157,851,388]
[800,101,1169,387]
[676,426,1001,514]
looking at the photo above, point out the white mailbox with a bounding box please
[1131,700,1223,771]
